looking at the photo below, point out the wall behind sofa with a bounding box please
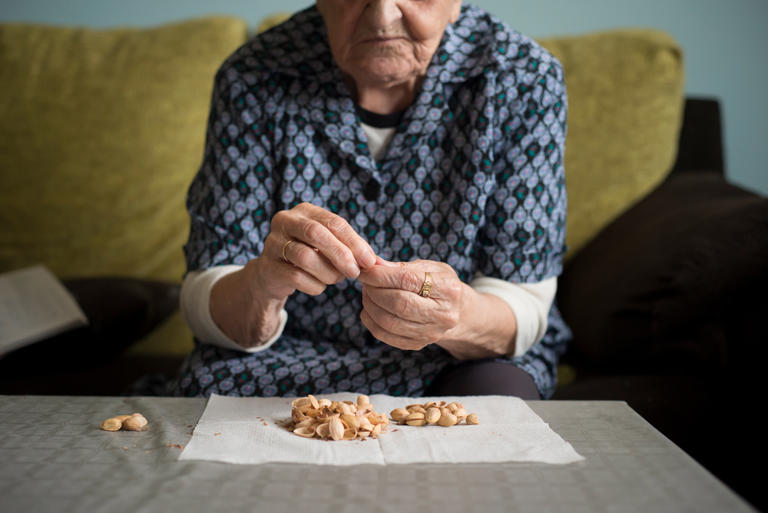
[3,0,766,196]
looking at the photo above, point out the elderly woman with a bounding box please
[171,0,570,400]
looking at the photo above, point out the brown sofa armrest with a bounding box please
[670,97,725,176]
[558,172,768,373]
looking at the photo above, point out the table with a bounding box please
[0,396,756,513]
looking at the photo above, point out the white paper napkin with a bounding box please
[179,393,584,466]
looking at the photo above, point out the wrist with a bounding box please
[436,284,478,359]
[441,282,473,344]
[241,259,288,344]
[436,286,514,360]
[210,260,286,348]
[246,257,289,305]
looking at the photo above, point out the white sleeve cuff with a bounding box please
[180,265,288,353]
[469,274,557,358]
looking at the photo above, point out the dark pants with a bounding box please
[425,360,541,399]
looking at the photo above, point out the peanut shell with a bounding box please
[425,407,441,424]
[329,416,344,441]
[100,417,122,432]
[390,408,409,421]
[293,425,316,438]
[405,411,425,422]
[122,414,148,431]
[438,412,458,427]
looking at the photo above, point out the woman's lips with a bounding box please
[363,36,405,44]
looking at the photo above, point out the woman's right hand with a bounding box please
[256,202,377,299]
[210,203,377,348]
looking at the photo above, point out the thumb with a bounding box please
[374,255,399,267]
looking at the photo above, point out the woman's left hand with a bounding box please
[357,258,466,351]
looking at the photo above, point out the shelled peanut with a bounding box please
[288,394,389,441]
[390,401,479,427]
[100,413,148,432]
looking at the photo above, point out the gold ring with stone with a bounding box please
[281,239,295,263]
[418,272,433,298]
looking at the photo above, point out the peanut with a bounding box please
[100,417,123,432]
[122,414,148,431]
[100,413,148,432]
[425,407,441,424]
[390,408,409,422]
[405,412,425,422]
[438,412,458,427]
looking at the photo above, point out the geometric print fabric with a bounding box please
[171,4,571,399]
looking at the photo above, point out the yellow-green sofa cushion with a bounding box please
[0,17,247,281]
[538,29,685,257]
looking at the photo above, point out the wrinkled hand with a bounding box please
[254,202,376,300]
[357,258,466,351]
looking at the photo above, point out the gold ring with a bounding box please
[281,239,295,263]
[418,272,433,298]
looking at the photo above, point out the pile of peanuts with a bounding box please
[288,396,480,441]
[99,413,148,432]
[290,395,390,441]
[390,400,479,427]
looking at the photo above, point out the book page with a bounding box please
[0,265,88,355]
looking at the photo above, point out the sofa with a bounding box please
[553,97,768,511]
[1,14,766,511]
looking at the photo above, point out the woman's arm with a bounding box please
[181,266,288,352]
[357,57,566,359]
[358,259,556,359]
[186,65,378,350]
[437,284,519,359]
[438,276,556,359]
[207,261,288,348]
[206,203,377,349]
[468,275,557,357]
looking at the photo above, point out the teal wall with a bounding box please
[2,0,766,195]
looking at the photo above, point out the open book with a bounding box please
[0,265,88,356]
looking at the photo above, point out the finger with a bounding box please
[359,266,451,301]
[360,309,430,351]
[280,210,362,278]
[362,286,429,324]
[374,255,399,267]
[362,288,431,338]
[281,238,344,285]
[357,263,424,292]
[299,203,377,270]
[281,262,328,296]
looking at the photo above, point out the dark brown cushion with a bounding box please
[558,173,768,373]
[0,278,179,375]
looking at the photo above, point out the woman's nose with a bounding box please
[365,0,403,30]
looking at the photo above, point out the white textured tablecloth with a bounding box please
[179,393,584,466]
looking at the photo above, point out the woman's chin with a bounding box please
[354,61,418,88]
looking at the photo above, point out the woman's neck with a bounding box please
[345,73,422,115]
